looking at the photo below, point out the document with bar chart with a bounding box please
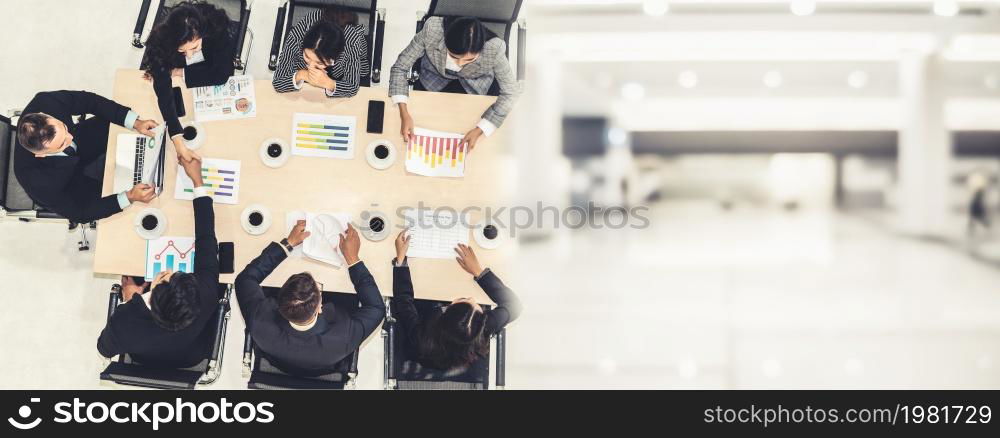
[174,158,242,205]
[144,237,196,280]
[405,127,467,178]
[291,113,357,159]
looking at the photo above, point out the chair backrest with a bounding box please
[423,0,523,57]
[163,0,245,23]
[0,115,37,212]
[288,0,376,35]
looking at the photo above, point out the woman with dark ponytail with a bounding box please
[389,16,521,151]
[142,1,236,163]
[390,231,523,371]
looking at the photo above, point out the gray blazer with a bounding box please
[389,17,520,128]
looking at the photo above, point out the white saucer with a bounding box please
[241,204,272,236]
[360,211,390,242]
[260,138,290,168]
[134,208,167,240]
[473,220,504,250]
[365,140,396,170]
[180,121,205,150]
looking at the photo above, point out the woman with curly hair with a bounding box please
[142,1,236,162]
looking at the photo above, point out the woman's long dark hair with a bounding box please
[417,302,490,370]
[143,1,231,74]
[442,16,498,55]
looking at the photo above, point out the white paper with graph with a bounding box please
[192,74,257,122]
[174,158,242,205]
[145,236,196,280]
[291,113,357,159]
[405,127,467,178]
[403,208,470,259]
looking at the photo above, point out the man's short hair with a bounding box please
[150,272,202,332]
[278,273,322,324]
[17,113,56,153]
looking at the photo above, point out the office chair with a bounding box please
[99,283,233,390]
[0,111,92,251]
[133,0,254,71]
[241,290,362,389]
[268,0,386,86]
[410,0,527,85]
[382,298,507,390]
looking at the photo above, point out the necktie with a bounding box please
[63,145,78,157]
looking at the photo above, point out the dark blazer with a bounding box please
[148,12,236,137]
[391,262,523,364]
[235,243,386,376]
[96,197,221,368]
[14,91,132,223]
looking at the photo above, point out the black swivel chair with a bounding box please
[242,290,362,389]
[268,0,386,86]
[382,298,507,390]
[99,283,233,390]
[132,0,254,71]
[410,0,527,84]
[0,112,93,250]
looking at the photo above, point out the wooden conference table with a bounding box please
[95,69,515,303]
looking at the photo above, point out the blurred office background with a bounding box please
[508,0,1000,388]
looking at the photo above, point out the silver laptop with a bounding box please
[113,126,167,194]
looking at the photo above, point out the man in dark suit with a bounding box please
[235,222,385,376]
[96,156,220,368]
[15,90,159,224]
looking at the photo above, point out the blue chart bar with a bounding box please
[153,262,162,276]
[167,254,175,271]
[178,262,187,273]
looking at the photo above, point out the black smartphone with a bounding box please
[172,86,186,118]
[366,100,385,134]
[218,242,235,274]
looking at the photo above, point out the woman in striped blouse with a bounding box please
[272,9,370,98]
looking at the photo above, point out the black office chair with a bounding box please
[132,0,254,71]
[382,298,507,390]
[410,0,527,84]
[268,0,386,86]
[99,283,233,390]
[242,290,362,389]
[0,112,93,250]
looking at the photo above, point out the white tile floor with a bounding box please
[3,1,1000,390]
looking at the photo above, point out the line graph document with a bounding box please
[403,208,470,259]
[145,237,196,280]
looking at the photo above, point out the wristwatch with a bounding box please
[280,238,295,253]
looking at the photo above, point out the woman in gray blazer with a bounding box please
[389,16,521,150]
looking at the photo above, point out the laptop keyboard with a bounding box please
[132,137,147,185]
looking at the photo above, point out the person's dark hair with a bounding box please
[150,272,202,332]
[278,273,321,324]
[417,302,490,370]
[322,5,359,27]
[442,16,496,55]
[302,20,346,65]
[143,1,231,74]
[16,113,56,153]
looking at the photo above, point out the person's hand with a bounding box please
[305,67,336,92]
[394,228,411,264]
[120,276,146,302]
[462,127,484,152]
[294,69,309,85]
[455,243,485,277]
[133,119,159,137]
[338,223,361,266]
[287,220,310,247]
[171,68,185,78]
[126,184,157,203]
[173,137,202,164]
[142,71,153,82]
[399,109,415,144]
[179,154,204,187]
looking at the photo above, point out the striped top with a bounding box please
[272,11,370,98]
